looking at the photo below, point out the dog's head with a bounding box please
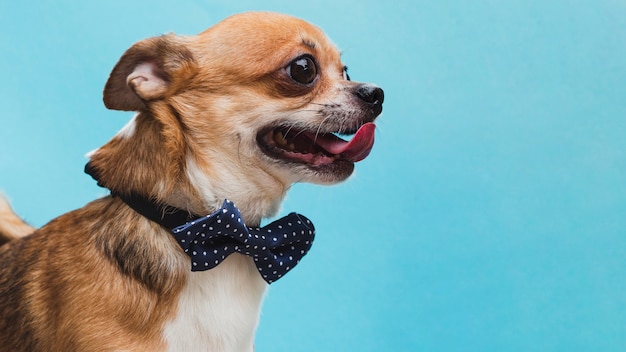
[91,12,383,220]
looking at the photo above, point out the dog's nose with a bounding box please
[355,84,384,116]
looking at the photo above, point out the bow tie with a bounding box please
[171,200,315,284]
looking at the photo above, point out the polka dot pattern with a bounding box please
[172,199,315,284]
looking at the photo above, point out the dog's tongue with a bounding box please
[311,123,376,162]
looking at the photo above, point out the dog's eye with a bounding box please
[342,66,351,81]
[287,56,317,84]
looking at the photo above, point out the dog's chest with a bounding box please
[162,255,267,352]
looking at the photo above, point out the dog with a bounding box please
[0,12,383,351]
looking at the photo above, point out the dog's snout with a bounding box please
[355,84,384,116]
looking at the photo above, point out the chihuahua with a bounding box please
[0,12,383,351]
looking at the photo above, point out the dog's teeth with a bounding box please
[287,143,295,151]
[274,131,287,146]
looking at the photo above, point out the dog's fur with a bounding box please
[0,12,383,351]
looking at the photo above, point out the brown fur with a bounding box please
[0,12,383,351]
[0,197,186,350]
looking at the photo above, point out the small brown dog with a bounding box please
[0,12,383,351]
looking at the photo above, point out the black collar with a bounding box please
[85,162,198,230]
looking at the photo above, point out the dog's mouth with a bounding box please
[257,123,376,168]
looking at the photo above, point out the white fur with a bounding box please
[84,114,138,158]
[115,113,138,139]
[163,255,267,352]
[185,156,285,224]
[162,158,278,352]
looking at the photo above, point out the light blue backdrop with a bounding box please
[1,1,625,351]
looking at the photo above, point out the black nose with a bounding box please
[355,84,384,116]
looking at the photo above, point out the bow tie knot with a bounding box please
[172,200,315,284]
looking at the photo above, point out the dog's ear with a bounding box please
[103,34,196,111]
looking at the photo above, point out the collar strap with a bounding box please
[85,162,197,230]
[115,192,197,230]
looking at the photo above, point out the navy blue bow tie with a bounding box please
[171,200,315,284]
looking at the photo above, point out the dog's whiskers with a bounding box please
[313,116,334,145]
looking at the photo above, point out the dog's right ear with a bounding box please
[103,34,196,111]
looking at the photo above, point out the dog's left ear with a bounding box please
[103,34,196,111]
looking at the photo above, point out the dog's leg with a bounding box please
[0,195,35,245]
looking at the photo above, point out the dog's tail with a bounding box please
[0,194,35,246]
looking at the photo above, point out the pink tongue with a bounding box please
[310,123,376,162]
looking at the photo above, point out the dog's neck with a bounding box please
[86,112,288,227]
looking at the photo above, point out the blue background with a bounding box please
[1,1,625,351]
